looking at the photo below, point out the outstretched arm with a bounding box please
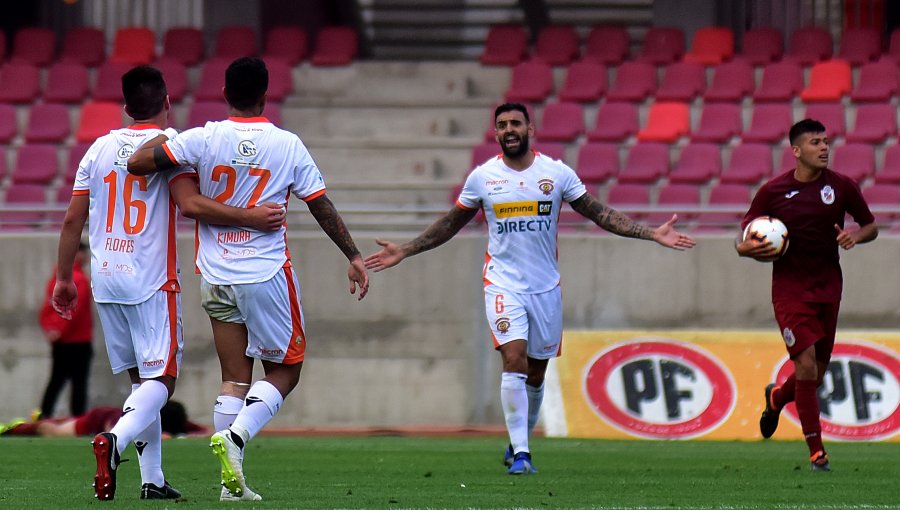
[306,194,369,300]
[569,193,695,250]
[364,205,478,272]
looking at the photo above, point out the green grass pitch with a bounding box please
[2,435,898,509]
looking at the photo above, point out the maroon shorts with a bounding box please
[74,407,123,436]
[772,300,839,360]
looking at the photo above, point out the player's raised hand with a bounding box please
[348,256,369,300]
[834,223,856,250]
[50,279,78,320]
[651,214,696,250]
[364,239,407,272]
[247,202,286,231]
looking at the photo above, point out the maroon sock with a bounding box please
[773,373,796,409]
[3,422,38,435]
[795,379,824,455]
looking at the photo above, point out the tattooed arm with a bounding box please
[569,193,695,250]
[306,194,369,299]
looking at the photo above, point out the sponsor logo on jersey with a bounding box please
[538,178,554,195]
[486,179,509,186]
[820,185,835,204]
[494,317,511,334]
[583,340,736,439]
[238,140,258,157]
[116,144,135,166]
[774,341,900,440]
[785,190,800,199]
[494,201,553,218]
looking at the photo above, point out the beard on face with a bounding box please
[500,133,530,159]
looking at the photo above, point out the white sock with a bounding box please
[130,383,164,487]
[231,380,283,443]
[500,372,528,454]
[526,383,544,438]
[214,395,244,431]
[110,379,168,454]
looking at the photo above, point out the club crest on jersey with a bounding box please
[783,327,796,347]
[820,185,835,205]
[495,317,511,334]
[538,178,554,195]
[237,140,258,157]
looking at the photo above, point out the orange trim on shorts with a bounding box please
[163,291,180,379]
[282,266,306,364]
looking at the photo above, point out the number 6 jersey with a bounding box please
[161,117,326,285]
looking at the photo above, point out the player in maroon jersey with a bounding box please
[735,119,878,471]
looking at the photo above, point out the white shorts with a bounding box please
[200,265,306,364]
[96,290,183,379]
[483,284,563,360]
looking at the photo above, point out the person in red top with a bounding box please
[736,119,877,472]
[38,241,93,418]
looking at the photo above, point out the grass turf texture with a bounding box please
[1,436,898,509]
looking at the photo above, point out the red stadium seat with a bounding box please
[638,27,685,65]
[10,27,55,66]
[637,102,689,143]
[162,27,204,66]
[480,25,528,66]
[668,143,721,184]
[605,61,656,102]
[691,103,742,143]
[704,183,752,231]
[111,27,156,65]
[786,26,833,65]
[874,145,900,185]
[683,26,734,65]
[850,60,899,102]
[586,102,638,142]
[0,183,47,229]
[154,58,188,103]
[262,58,293,102]
[186,101,228,129]
[618,142,669,184]
[75,102,124,143]
[799,59,852,102]
[779,145,796,172]
[740,28,783,66]
[263,101,282,127]
[310,27,358,66]
[263,26,308,65]
[214,26,257,59]
[60,27,105,67]
[862,183,900,222]
[803,102,845,139]
[606,183,651,220]
[837,27,882,66]
[655,61,705,102]
[64,142,91,184]
[845,104,897,143]
[0,104,17,143]
[534,25,580,66]
[0,29,6,63]
[0,63,40,103]
[647,183,701,225]
[537,101,584,142]
[504,59,554,103]
[583,26,629,66]
[754,61,804,102]
[575,143,619,185]
[743,103,793,144]
[721,143,774,184]
[831,143,875,182]
[533,142,567,162]
[704,59,754,102]
[92,61,132,102]
[470,141,501,169]
[11,144,59,185]
[43,62,90,103]
[558,60,607,103]
[192,58,230,102]
[0,148,7,182]
[25,104,71,143]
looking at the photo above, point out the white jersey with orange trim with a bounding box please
[162,117,326,285]
[74,125,193,305]
[457,151,587,294]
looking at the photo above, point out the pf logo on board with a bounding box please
[584,340,736,439]
[774,341,900,441]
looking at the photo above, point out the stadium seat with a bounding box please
[703,183,752,231]
[574,143,619,185]
[740,27,784,65]
[721,143,774,184]
[558,60,607,103]
[536,102,584,143]
[786,26,833,65]
[262,101,282,127]
[586,102,637,142]
[11,144,59,185]
[162,27,204,66]
[213,26,257,59]
[874,145,900,185]
[504,59,554,103]
[691,103,742,143]
[583,26,629,65]
[310,26,358,66]
[799,59,852,102]
[0,62,40,103]
[889,28,900,63]
[64,142,91,184]
[111,27,156,65]
[831,143,875,182]
[470,141,500,169]
[55,183,74,205]
[703,59,754,102]
[850,60,899,102]
[185,101,228,129]
[154,58,188,103]
[480,25,528,66]
[743,103,793,143]
[534,25,580,66]
[655,61,705,102]
[263,58,294,102]
[668,143,721,184]
[845,104,897,143]
[637,102,689,143]
[0,104,17,143]
[0,147,7,182]
[618,142,669,184]
[753,61,804,102]
[606,183,651,220]
[75,102,123,143]
[837,27,881,66]
[263,26,308,65]
[0,29,6,63]
[25,104,70,143]
[638,27,685,65]
[0,183,47,229]
[192,58,230,102]
[92,61,132,102]
[862,183,900,222]
[647,183,701,225]
[60,27,105,67]
[683,26,734,65]
[533,142,567,162]
[605,61,656,102]
[803,102,846,139]
[43,62,90,103]
[10,27,55,66]
[779,145,796,172]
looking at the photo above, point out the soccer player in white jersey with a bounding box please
[52,66,286,502]
[128,57,369,501]
[365,103,696,474]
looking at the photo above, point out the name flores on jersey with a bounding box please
[494,200,554,234]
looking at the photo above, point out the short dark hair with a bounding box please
[494,103,530,123]
[225,57,268,110]
[789,118,827,145]
[121,66,167,120]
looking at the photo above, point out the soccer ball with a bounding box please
[743,216,789,261]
